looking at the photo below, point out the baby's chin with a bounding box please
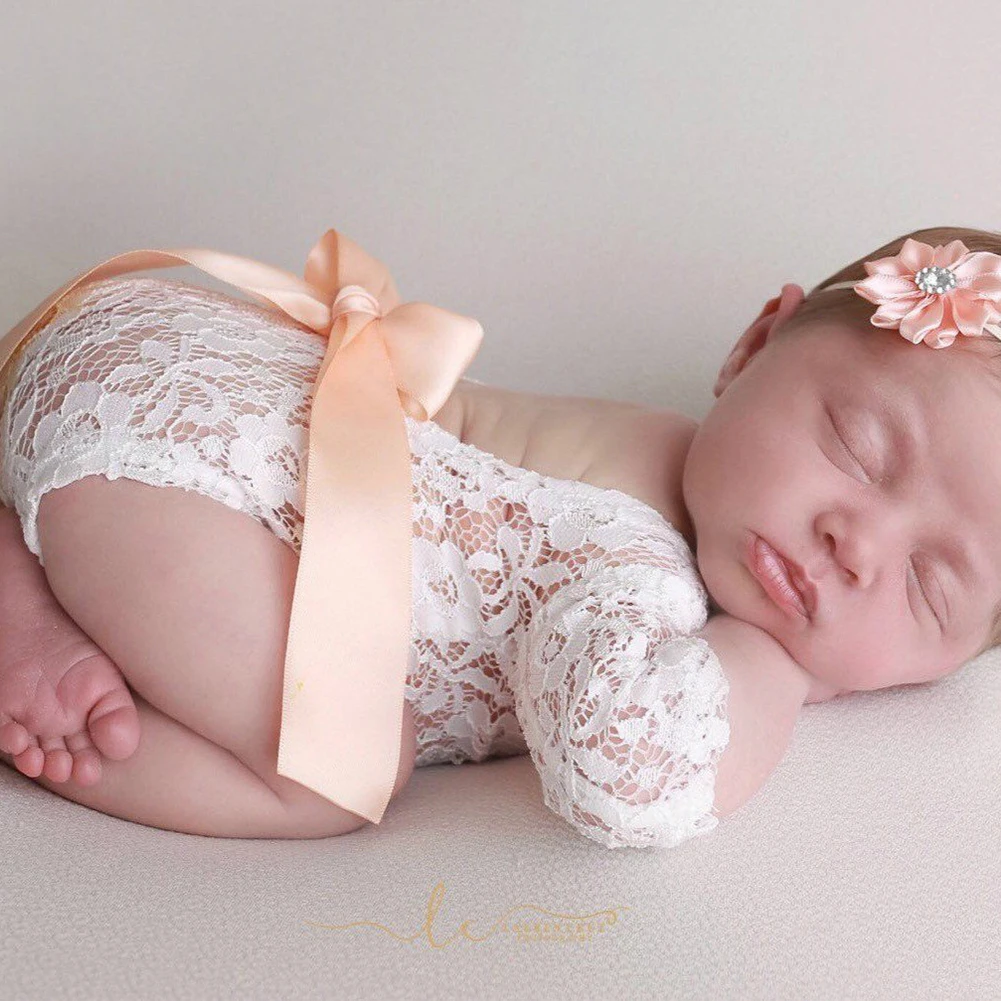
[801,673,850,704]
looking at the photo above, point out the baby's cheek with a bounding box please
[801,619,914,693]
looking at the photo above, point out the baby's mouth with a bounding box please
[746,533,811,620]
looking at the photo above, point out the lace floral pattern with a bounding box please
[0,275,729,849]
[515,564,730,848]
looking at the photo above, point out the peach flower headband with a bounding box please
[821,237,1001,349]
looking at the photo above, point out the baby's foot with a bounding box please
[0,601,141,786]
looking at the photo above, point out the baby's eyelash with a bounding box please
[909,557,942,630]
[828,413,870,476]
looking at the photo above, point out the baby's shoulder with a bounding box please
[578,406,698,546]
[445,379,698,543]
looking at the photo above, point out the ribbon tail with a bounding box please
[276,313,412,825]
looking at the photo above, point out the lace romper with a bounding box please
[0,276,731,850]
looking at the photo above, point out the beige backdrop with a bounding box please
[5,2,1000,423]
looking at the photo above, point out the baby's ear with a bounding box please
[713,284,805,398]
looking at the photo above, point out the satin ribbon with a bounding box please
[0,228,484,825]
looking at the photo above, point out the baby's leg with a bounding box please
[3,690,345,839]
[0,474,416,839]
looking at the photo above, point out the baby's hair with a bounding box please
[778,225,1001,660]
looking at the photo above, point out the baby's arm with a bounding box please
[514,563,734,850]
[513,559,826,848]
[691,613,810,819]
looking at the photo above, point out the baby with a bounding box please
[2,225,999,849]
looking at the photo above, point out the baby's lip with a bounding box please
[748,531,817,620]
[769,541,817,620]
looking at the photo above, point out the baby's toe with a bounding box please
[65,731,102,786]
[11,738,45,779]
[88,691,141,762]
[0,717,31,757]
[38,735,73,783]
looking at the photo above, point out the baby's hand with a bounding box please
[692,613,810,817]
[0,505,141,785]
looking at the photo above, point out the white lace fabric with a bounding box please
[0,275,730,849]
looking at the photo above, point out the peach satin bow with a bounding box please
[0,229,484,825]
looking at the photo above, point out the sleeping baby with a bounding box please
[1,225,998,849]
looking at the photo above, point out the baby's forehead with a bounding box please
[792,322,1001,401]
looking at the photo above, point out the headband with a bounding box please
[815,237,1001,348]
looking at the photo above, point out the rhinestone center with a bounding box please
[914,265,957,295]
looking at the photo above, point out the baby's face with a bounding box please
[682,317,1001,692]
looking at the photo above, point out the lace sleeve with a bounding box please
[513,561,731,850]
